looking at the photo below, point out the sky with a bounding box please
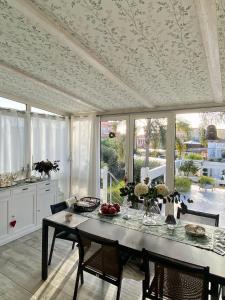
[177,113,225,129]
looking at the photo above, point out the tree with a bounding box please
[200,112,225,126]
[179,161,199,177]
[144,119,167,167]
[199,127,208,147]
[176,120,191,140]
[176,137,187,158]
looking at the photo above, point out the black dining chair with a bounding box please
[142,249,210,300]
[73,230,128,300]
[48,201,77,266]
[177,207,219,227]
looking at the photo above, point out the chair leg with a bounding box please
[222,285,225,300]
[73,266,81,300]
[142,280,146,300]
[80,270,84,285]
[116,280,122,300]
[48,230,57,266]
[72,241,76,250]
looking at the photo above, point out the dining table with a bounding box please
[42,208,225,299]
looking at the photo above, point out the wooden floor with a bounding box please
[0,229,142,300]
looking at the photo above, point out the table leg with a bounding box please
[42,219,49,280]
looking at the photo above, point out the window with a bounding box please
[31,114,70,198]
[175,112,225,226]
[0,110,26,173]
[0,97,26,111]
[31,106,59,116]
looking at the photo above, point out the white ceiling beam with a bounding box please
[8,0,153,108]
[0,62,102,111]
[195,0,223,103]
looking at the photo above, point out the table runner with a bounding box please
[81,209,225,256]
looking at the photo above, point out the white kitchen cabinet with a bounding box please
[0,190,10,238]
[0,180,58,246]
[10,185,36,235]
[36,185,55,226]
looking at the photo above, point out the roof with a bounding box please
[0,0,224,114]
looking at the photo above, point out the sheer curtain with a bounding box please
[71,115,100,198]
[0,110,26,173]
[31,114,70,198]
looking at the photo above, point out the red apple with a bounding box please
[113,203,120,212]
[101,206,109,214]
[108,206,117,215]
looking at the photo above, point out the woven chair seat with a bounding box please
[149,263,207,300]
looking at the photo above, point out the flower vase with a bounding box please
[165,202,176,225]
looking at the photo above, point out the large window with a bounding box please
[0,96,69,198]
[175,112,225,227]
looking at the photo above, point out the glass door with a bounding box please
[133,117,167,185]
[100,116,128,203]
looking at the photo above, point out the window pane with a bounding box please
[0,111,26,174]
[31,115,70,198]
[175,112,225,227]
[0,97,26,111]
[134,118,167,184]
[100,120,127,203]
[31,107,59,116]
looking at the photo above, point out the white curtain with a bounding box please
[0,110,26,173]
[31,114,70,198]
[71,115,100,198]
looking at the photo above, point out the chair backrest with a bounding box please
[76,229,122,280]
[143,250,209,300]
[177,208,219,227]
[50,201,68,215]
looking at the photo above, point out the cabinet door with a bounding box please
[37,188,55,226]
[10,186,36,234]
[0,191,10,238]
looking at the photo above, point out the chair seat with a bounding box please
[56,230,78,242]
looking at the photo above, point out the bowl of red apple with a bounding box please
[99,203,120,216]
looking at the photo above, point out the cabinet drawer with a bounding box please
[37,187,55,195]
[37,181,55,190]
[12,185,36,195]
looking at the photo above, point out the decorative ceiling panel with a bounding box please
[0,67,91,113]
[30,0,214,106]
[0,1,142,113]
[216,0,225,98]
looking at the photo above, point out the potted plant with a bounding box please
[33,160,60,178]
[199,176,215,191]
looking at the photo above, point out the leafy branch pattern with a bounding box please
[31,0,213,106]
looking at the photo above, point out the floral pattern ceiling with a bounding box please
[0,0,221,113]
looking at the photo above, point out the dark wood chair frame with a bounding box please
[142,249,210,300]
[48,201,77,265]
[73,229,124,300]
[177,207,219,227]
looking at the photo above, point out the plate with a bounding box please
[98,209,120,217]
[185,224,206,237]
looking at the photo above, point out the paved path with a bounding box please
[183,184,225,228]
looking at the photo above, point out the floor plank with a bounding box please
[0,230,143,300]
